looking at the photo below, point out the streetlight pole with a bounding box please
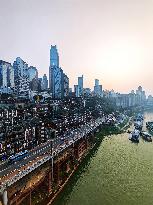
[50,139,54,185]
[29,183,31,205]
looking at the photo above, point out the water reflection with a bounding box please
[53,111,153,205]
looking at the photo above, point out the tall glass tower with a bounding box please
[78,75,83,96]
[28,66,38,81]
[49,45,62,98]
[50,45,59,67]
[49,45,69,98]
[42,74,48,90]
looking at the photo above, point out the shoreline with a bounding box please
[45,117,131,205]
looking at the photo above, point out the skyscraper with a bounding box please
[136,86,146,105]
[28,66,38,81]
[78,75,83,96]
[28,66,39,91]
[63,73,69,97]
[30,78,40,91]
[94,79,103,97]
[42,74,48,90]
[0,60,14,88]
[95,79,99,86]
[74,85,79,97]
[38,78,43,90]
[49,45,69,98]
[13,57,30,98]
[50,45,59,67]
[49,45,61,98]
[0,60,14,93]
[49,45,59,85]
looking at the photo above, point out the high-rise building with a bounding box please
[50,45,59,67]
[42,74,48,90]
[94,79,103,97]
[69,88,72,93]
[0,60,14,93]
[147,95,153,106]
[138,86,142,92]
[51,66,63,98]
[38,78,43,90]
[78,75,83,96]
[49,45,69,98]
[13,57,30,98]
[28,66,38,81]
[74,85,79,97]
[95,79,99,86]
[136,86,146,105]
[49,45,61,98]
[83,88,91,97]
[29,78,40,91]
[63,73,69,97]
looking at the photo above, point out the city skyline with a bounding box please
[0,0,153,95]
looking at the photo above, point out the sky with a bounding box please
[0,0,153,95]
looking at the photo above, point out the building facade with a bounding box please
[74,85,79,97]
[49,45,61,98]
[94,79,103,97]
[83,88,91,97]
[42,74,48,90]
[13,57,30,98]
[63,73,69,97]
[0,60,14,93]
[49,45,69,98]
[78,75,83,96]
[28,66,38,81]
[29,78,41,91]
[115,86,146,108]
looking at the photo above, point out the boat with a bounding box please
[134,120,143,131]
[146,121,153,131]
[134,114,143,131]
[141,131,152,142]
[129,129,140,143]
[134,113,144,121]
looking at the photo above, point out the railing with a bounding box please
[0,117,104,194]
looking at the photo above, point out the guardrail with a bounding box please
[0,117,104,194]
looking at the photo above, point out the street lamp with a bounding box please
[30,182,32,205]
[50,139,54,184]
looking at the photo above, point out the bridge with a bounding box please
[0,117,104,205]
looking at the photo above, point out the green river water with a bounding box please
[53,111,153,205]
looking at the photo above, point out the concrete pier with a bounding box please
[0,129,100,205]
[2,191,8,205]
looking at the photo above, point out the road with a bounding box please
[0,117,106,191]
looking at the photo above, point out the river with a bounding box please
[52,111,153,205]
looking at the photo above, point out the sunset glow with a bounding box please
[0,0,153,94]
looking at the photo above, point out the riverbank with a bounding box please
[45,117,131,205]
[99,116,131,136]
[52,111,153,205]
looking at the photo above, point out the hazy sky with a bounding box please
[0,0,153,95]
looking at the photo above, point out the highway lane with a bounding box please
[0,155,51,192]
[0,143,51,177]
[0,138,55,173]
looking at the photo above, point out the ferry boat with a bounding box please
[129,129,140,143]
[134,120,143,131]
[140,131,152,142]
[146,121,153,132]
[134,113,144,121]
[134,114,143,131]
